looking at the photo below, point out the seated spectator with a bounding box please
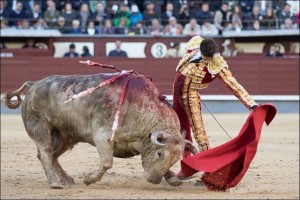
[43,1,60,28]
[238,0,255,15]
[265,44,283,57]
[107,4,118,20]
[147,18,164,37]
[56,16,69,33]
[143,2,160,26]
[183,18,201,36]
[1,19,9,29]
[78,3,92,29]
[164,16,183,36]
[231,5,244,31]
[214,2,232,34]
[21,19,32,29]
[165,42,181,58]
[64,43,79,58]
[201,20,218,36]
[84,20,98,35]
[280,18,297,29]
[113,3,131,27]
[129,4,143,27]
[195,2,214,26]
[61,2,79,27]
[81,46,92,57]
[245,5,263,30]
[71,0,90,11]
[69,19,82,34]
[161,2,178,26]
[30,3,43,25]
[34,18,48,30]
[115,17,129,34]
[100,19,115,34]
[108,40,128,57]
[250,20,261,30]
[92,2,108,26]
[9,1,27,27]
[261,8,277,29]
[178,4,191,26]
[22,39,37,49]
[279,3,295,26]
[222,39,238,57]
[0,0,11,20]
[129,21,147,35]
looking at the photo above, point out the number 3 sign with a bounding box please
[150,42,167,58]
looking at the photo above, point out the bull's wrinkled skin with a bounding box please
[2,72,195,189]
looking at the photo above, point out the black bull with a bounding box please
[1,71,197,189]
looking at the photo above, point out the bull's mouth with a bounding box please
[147,177,162,184]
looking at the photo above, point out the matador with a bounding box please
[173,36,258,153]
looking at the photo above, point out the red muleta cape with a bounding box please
[179,104,277,191]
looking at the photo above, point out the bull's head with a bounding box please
[141,130,197,186]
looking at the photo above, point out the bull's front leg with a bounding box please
[164,170,183,187]
[84,129,114,185]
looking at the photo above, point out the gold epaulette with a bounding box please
[206,53,228,76]
[176,36,204,72]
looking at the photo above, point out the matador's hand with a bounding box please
[250,105,258,110]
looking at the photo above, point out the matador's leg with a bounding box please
[182,85,210,152]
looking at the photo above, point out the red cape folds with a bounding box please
[180,104,277,191]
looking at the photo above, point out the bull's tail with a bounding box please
[1,81,35,109]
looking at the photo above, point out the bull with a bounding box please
[1,70,197,189]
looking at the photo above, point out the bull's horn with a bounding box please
[150,131,166,146]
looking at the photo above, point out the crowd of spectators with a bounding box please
[0,0,299,36]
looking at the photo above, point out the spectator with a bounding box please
[61,2,79,27]
[78,3,92,29]
[278,3,295,26]
[107,4,118,20]
[129,4,143,27]
[251,20,261,30]
[245,5,263,30]
[187,1,202,17]
[115,17,129,34]
[64,43,79,58]
[165,42,181,58]
[92,2,108,26]
[161,2,178,26]
[43,1,60,28]
[1,19,9,29]
[214,2,232,34]
[100,19,115,34]
[89,0,106,14]
[222,39,238,57]
[69,19,82,34]
[143,0,164,15]
[22,39,37,48]
[265,44,283,57]
[261,8,277,29]
[71,0,90,11]
[201,19,218,36]
[9,1,26,27]
[108,40,128,57]
[143,2,160,26]
[178,4,191,26]
[113,3,131,27]
[183,18,201,36]
[130,21,147,35]
[84,20,98,35]
[254,0,273,16]
[231,5,244,31]
[34,18,48,30]
[195,2,214,26]
[238,0,255,15]
[280,18,297,29]
[81,46,92,57]
[164,16,183,36]
[146,18,164,37]
[21,19,32,29]
[0,0,11,20]
[30,3,43,24]
[56,16,69,33]
[295,12,300,28]
[286,0,299,14]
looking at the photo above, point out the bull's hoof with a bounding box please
[165,176,183,187]
[61,176,75,185]
[50,182,63,189]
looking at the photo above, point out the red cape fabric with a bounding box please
[179,104,277,191]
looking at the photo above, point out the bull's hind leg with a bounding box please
[26,116,63,189]
[83,129,113,185]
[51,129,75,185]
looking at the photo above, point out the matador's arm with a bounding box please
[208,54,257,110]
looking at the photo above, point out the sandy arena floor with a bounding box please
[1,113,299,199]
